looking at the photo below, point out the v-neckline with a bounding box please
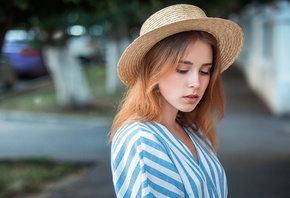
[182,126,200,165]
[154,121,201,166]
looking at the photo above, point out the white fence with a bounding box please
[236,0,290,116]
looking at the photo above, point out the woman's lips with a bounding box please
[183,94,199,103]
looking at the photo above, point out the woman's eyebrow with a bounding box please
[202,63,213,66]
[179,60,193,65]
[180,60,212,66]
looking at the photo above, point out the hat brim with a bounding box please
[118,17,244,86]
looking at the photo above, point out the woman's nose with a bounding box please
[188,73,200,88]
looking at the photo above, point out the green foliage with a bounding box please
[0,86,57,112]
[0,0,254,43]
[2,0,254,34]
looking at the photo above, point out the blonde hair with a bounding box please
[110,31,225,152]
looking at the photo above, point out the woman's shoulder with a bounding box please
[114,121,156,136]
[111,121,164,149]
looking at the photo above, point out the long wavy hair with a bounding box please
[110,31,225,152]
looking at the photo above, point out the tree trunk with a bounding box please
[0,4,14,56]
[43,46,92,108]
[106,25,130,93]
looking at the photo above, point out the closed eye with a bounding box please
[176,69,188,74]
[200,70,210,75]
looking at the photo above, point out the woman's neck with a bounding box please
[160,109,179,131]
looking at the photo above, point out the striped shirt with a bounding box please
[111,121,227,198]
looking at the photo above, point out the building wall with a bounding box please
[235,0,290,116]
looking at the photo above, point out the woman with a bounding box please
[110,4,244,198]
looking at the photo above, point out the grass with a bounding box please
[0,157,88,198]
[0,64,125,119]
[0,88,57,112]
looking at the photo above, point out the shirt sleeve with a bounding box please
[111,126,185,198]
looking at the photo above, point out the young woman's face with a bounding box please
[158,39,213,114]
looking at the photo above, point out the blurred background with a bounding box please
[0,0,289,197]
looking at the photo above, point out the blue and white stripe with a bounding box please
[111,122,227,197]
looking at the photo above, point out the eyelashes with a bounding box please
[176,69,188,74]
[200,71,210,75]
[176,69,210,75]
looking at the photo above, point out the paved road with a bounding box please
[1,66,290,198]
[0,112,111,162]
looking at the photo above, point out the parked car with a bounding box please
[2,30,48,78]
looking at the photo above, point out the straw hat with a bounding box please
[118,4,244,86]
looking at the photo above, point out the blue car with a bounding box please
[2,30,48,78]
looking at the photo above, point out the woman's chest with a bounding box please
[164,137,227,197]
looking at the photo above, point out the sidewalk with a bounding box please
[219,67,290,198]
[1,65,290,198]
